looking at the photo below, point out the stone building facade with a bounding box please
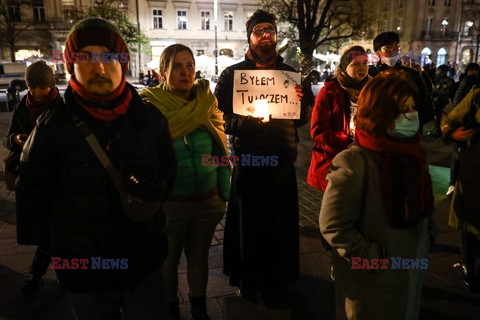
[1,0,479,78]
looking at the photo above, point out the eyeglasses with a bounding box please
[381,44,402,52]
[252,26,276,36]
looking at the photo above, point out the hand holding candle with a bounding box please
[254,99,270,122]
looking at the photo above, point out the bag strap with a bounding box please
[69,112,122,190]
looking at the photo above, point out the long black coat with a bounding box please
[3,93,65,245]
[17,84,177,292]
[215,55,313,292]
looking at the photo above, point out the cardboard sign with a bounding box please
[233,70,301,119]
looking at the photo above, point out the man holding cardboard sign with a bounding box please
[215,9,314,306]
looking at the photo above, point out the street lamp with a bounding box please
[441,19,449,36]
[214,0,218,82]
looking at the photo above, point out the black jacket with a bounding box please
[17,84,177,292]
[453,74,480,107]
[3,93,64,154]
[4,93,65,246]
[214,55,314,164]
[369,61,434,125]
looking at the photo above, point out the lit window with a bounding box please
[464,21,473,36]
[381,20,387,33]
[224,12,233,31]
[426,17,434,33]
[177,10,187,30]
[153,9,162,29]
[33,0,46,23]
[201,11,210,30]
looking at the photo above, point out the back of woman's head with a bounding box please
[159,44,195,74]
[355,70,418,134]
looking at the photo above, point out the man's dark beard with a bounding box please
[250,40,277,60]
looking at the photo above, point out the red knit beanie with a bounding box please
[64,18,130,76]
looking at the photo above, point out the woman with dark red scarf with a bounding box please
[3,60,64,295]
[320,70,436,320]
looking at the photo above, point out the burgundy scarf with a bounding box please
[26,87,59,127]
[246,48,278,70]
[70,77,132,121]
[355,128,434,228]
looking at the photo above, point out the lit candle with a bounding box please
[254,99,270,122]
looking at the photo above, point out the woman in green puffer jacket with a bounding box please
[140,44,230,320]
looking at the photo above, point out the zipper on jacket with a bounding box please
[189,133,200,194]
[183,135,189,151]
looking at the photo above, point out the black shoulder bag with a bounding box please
[69,112,165,223]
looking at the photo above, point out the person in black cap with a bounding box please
[3,60,64,296]
[214,9,314,306]
[369,31,433,132]
[16,18,176,319]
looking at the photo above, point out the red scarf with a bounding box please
[246,48,278,70]
[70,77,132,121]
[355,128,434,228]
[26,87,59,127]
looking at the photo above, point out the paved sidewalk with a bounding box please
[0,109,479,319]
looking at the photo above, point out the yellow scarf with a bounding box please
[140,79,228,158]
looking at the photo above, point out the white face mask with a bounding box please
[387,111,419,138]
[382,55,400,67]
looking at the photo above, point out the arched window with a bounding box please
[421,47,432,66]
[436,48,447,66]
[219,48,233,57]
[462,48,473,64]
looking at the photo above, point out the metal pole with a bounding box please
[476,31,480,63]
[214,0,218,81]
[454,28,461,68]
[454,0,464,71]
[136,0,142,78]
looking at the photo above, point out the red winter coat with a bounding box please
[307,77,352,191]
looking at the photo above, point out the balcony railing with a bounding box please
[420,30,458,40]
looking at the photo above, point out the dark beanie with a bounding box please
[25,61,55,88]
[64,17,129,76]
[373,31,400,52]
[246,10,276,43]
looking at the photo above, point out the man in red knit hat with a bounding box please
[17,18,177,319]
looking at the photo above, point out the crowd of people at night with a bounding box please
[3,9,480,320]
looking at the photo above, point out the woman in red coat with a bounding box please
[308,45,370,191]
